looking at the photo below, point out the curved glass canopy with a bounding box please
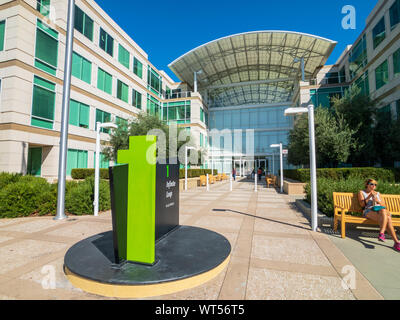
[169,31,336,108]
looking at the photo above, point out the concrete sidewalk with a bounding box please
[0,179,383,300]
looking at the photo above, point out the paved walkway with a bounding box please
[0,179,383,300]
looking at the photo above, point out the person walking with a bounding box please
[232,168,236,181]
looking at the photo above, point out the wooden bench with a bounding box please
[266,176,277,188]
[333,192,400,239]
[209,175,215,184]
[199,175,207,186]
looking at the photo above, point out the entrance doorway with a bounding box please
[27,147,42,176]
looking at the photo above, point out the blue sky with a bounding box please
[95,0,378,82]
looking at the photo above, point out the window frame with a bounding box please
[34,20,59,76]
[99,28,114,57]
[372,16,386,49]
[74,5,94,41]
[31,76,56,130]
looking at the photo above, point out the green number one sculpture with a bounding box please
[116,135,157,265]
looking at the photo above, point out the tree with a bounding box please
[287,107,357,167]
[102,112,200,165]
[331,85,377,166]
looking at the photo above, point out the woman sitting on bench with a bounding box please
[358,179,400,252]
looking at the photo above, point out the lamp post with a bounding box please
[94,122,117,217]
[185,146,196,191]
[54,0,75,221]
[270,144,283,193]
[284,105,318,232]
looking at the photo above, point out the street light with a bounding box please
[284,105,318,232]
[94,122,118,217]
[270,144,283,193]
[185,146,196,191]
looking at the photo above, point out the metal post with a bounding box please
[206,174,209,192]
[301,57,305,82]
[308,105,318,232]
[279,143,284,194]
[94,123,101,217]
[55,0,75,221]
[194,72,198,93]
[255,173,258,192]
[230,173,233,191]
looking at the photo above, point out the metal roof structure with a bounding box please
[169,31,337,108]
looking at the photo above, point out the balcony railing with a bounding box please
[164,91,192,100]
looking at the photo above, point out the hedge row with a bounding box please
[71,168,218,180]
[71,168,109,180]
[304,177,400,217]
[179,169,218,179]
[0,173,110,218]
[283,168,399,183]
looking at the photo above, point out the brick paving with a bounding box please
[0,179,383,300]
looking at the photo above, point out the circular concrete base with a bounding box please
[64,226,231,298]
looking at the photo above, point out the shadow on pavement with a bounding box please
[212,208,310,232]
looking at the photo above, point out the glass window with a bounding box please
[200,108,204,122]
[147,67,162,96]
[147,94,162,118]
[133,57,143,78]
[116,116,128,127]
[377,105,392,122]
[93,153,109,169]
[394,48,400,77]
[67,149,88,176]
[397,100,400,118]
[118,44,130,69]
[99,28,114,57]
[31,76,56,129]
[117,80,129,103]
[35,20,58,76]
[74,5,94,41]
[72,52,92,84]
[390,0,400,29]
[339,67,346,83]
[349,35,367,80]
[0,21,5,51]
[353,71,370,95]
[163,101,191,124]
[373,17,386,49]
[97,67,113,94]
[37,0,50,16]
[375,60,389,90]
[69,99,89,128]
[325,72,339,84]
[95,109,111,133]
[132,89,142,109]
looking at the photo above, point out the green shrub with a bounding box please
[304,177,400,217]
[65,177,110,215]
[0,172,23,190]
[179,169,217,179]
[71,168,109,180]
[284,168,396,183]
[0,176,53,218]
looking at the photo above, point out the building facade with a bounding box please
[0,0,208,180]
[1,0,398,180]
